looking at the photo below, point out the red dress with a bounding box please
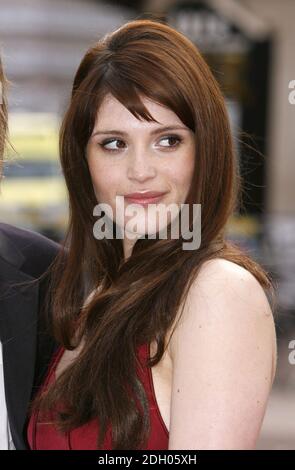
[27,343,169,450]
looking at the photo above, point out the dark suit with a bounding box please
[0,222,60,449]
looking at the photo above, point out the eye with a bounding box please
[97,134,183,154]
[158,135,183,149]
[98,138,126,153]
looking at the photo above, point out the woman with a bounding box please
[27,18,277,450]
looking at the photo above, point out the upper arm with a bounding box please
[168,259,277,450]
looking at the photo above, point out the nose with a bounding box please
[126,149,157,183]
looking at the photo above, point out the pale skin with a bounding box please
[86,93,196,260]
[57,93,277,449]
[167,258,277,449]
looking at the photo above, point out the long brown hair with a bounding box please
[36,18,276,450]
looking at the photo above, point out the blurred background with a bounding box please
[0,0,294,449]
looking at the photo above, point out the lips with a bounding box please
[124,191,167,205]
[125,191,166,198]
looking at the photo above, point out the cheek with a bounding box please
[168,158,195,194]
[88,160,121,203]
[182,151,195,192]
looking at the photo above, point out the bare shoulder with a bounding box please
[188,257,273,304]
[170,257,275,328]
[172,257,275,329]
[167,258,277,449]
[169,258,277,371]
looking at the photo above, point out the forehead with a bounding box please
[94,93,183,130]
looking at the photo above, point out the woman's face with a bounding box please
[86,93,195,255]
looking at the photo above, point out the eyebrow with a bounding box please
[91,125,191,138]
